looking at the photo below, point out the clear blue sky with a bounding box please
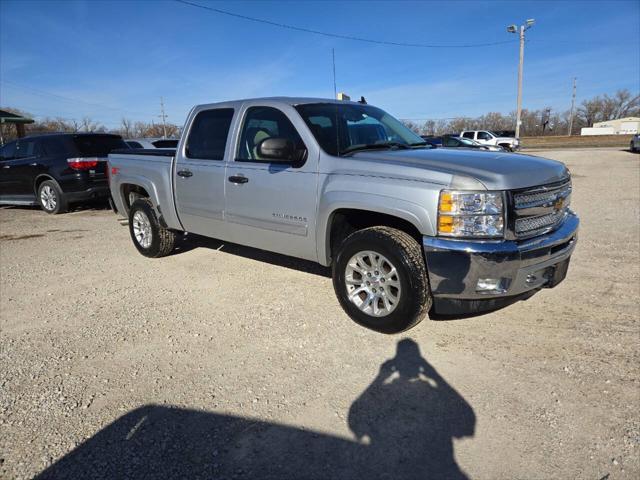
[1,0,638,129]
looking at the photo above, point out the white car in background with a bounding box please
[125,138,178,149]
[460,130,520,152]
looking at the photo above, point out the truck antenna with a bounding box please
[332,48,337,99]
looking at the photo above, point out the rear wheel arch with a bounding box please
[120,183,151,213]
[33,174,59,196]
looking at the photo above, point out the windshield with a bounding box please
[294,103,425,156]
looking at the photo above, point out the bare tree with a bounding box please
[400,120,422,135]
[81,117,100,132]
[120,118,133,139]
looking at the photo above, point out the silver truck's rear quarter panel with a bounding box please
[109,153,183,230]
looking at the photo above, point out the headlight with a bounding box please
[438,190,504,238]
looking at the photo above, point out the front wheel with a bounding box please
[128,198,176,258]
[332,226,432,333]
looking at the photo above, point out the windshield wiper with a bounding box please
[340,142,411,156]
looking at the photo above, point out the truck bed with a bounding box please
[108,149,182,230]
[111,148,176,157]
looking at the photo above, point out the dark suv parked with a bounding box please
[0,133,128,213]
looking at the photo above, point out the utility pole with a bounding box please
[159,97,168,139]
[507,19,535,139]
[568,77,577,136]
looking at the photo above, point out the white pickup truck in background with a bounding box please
[460,130,520,151]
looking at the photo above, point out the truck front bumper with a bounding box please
[423,212,579,315]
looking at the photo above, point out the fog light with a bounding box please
[476,278,506,293]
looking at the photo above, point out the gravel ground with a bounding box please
[1,148,638,479]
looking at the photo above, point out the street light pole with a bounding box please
[508,19,534,139]
[515,25,525,139]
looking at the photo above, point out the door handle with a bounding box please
[228,175,249,184]
[2,165,9,169]
[30,163,39,167]
[177,170,193,178]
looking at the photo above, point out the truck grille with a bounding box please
[511,179,572,238]
[515,210,565,235]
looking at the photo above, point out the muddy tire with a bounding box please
[128,199,176,258]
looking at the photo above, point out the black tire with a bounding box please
[499,144,513,152]
[37,180,68,214]
[332,226,431,334]
[128,198,176,258]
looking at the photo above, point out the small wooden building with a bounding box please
[0,109,34,144]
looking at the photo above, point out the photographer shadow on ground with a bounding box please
[35,339,475,480]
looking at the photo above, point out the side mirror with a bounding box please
[257,137,296,163]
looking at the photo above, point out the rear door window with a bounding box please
[186,108,234,160]
[462,132,475,139]
[0,141,17,160]
[72,135,128,156]
[15,139,40,158]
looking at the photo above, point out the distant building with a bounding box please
[581,116,640,135]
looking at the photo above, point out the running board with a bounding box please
[0,198,38,206]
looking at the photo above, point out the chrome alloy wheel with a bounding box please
[344,250,402,317]
[40,185,57,211]
[132,210,153,249]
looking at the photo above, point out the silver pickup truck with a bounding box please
[108,97,578,333]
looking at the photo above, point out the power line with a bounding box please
[174,0,517,49]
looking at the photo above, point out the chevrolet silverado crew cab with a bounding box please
[108,97,578,333]
[460,130,519,151]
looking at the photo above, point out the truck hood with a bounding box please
[342,148,569,190]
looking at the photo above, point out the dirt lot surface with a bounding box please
[1,148,638,479]
[521,134,634,149]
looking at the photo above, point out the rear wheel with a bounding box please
[332,226,431,333]
[128,198,176,258]
[37,180,67,214]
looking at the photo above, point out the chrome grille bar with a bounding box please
[512,179,572,238]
